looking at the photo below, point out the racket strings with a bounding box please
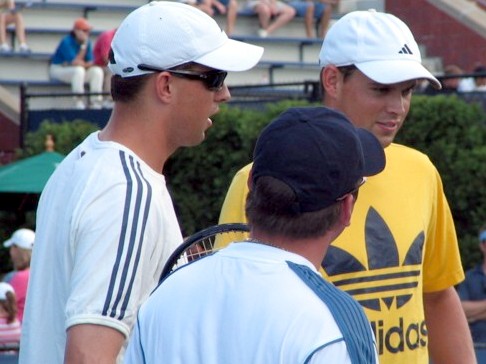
[160,224,250,281]
[172,230,248,272]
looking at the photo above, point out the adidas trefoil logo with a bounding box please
[398,44,413,55]
[322,207,424,312]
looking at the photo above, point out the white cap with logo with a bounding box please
[4,228,35,250]
[319,9,441,89]
[109,1,264,78]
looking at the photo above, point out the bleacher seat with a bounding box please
[1,0,434,111]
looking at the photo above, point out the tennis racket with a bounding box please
[159,223,250,282]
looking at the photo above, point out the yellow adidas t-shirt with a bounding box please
[217,143,464,364]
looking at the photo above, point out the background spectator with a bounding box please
[473,64,486,91]
[0,0,29,53]
[442,64,465,93]
[2,228,34,323]
[424,64,465,95]
[0,282,21,346]
[457,225,486,363]
[93,28,116,106]
[49,17,103,110]
[188,0,238,36]
[245,0,295,37]
[287,0,337,38]
[457,63,485,92]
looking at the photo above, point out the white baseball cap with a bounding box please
[109,1,264,77]
[3,228,35,250]
[319,9,441,89]
[0,283,14,300]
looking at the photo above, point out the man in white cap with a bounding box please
[2,228,34,323]
[20,2,263,363]
[217,9,474,364]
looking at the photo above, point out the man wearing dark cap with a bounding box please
[126,106,385,363]
[20,2,263,363]
[217,9,473,364]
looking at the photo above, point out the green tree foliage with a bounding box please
[7,96,486,269]
[395,95,486,269]
[19,119,99,157]
[164,100,311,236]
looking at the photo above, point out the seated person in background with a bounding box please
[0,283,21,346]
[2,228,34,323]
[245,0,295,37]
[473,64,486,91]
[457,63,486,92]
[0,0,29,52]
[457,226,486,363]
[424,64,464,95]
[93,28,116,104]
[288,0,338,38]
[49,17,103,110]
[441,64,465,93]
[125,106,385,363]
[190,0,238,36]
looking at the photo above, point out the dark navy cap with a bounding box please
[251,106,386,213]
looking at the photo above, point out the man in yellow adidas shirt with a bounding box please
[217,9,475,364]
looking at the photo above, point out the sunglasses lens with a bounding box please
[205,71,227,90]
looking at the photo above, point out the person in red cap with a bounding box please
[49,17,104,109]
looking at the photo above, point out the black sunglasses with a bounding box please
[138,64,227,91]
[336,177,367,202]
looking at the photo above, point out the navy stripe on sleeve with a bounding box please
[287,261,376,364]
[102,151,152,318]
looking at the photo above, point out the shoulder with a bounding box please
[47,134,157,195]
[236,163,252,175]
[386,143,431,163]
[385,143,438,174]
[227,163,252,189]
[58,34,75,47]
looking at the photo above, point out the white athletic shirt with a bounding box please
[126,243,378,364]
[19,132,183,363]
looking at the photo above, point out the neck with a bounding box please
[99,105,174,173]
[249,230,330,270]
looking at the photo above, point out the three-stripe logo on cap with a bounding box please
[398,44,413,55]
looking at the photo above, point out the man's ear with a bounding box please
[247,168,253,191]
[340,194,355,227]
[154,72,172,102]
[321,65,341,100]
